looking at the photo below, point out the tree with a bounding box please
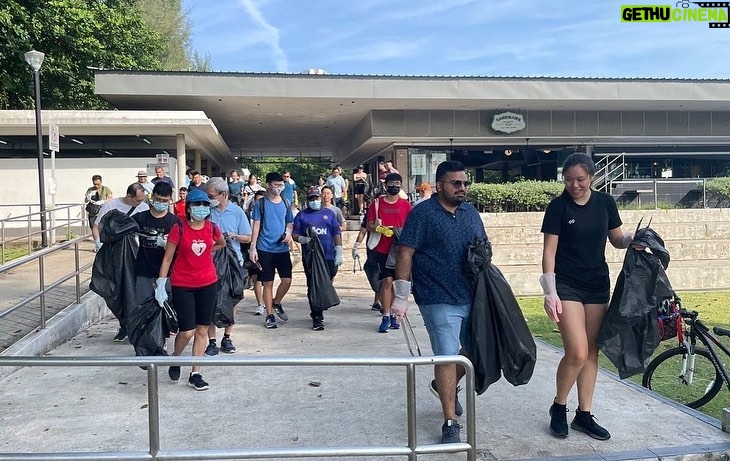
[241,156,335,204]
[137,0,192,71]
[0,0,164,109]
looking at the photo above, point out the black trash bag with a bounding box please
[126,297,167,357]
[302,227,340,312]
[466,238,537,394]
[385,227,402,270]
[363,250,382,294]
[212,241,244,328]
[89,210,139,323]
[598,225,674,379]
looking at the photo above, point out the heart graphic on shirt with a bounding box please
[191,239,207,256]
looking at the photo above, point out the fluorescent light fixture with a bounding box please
[71,138,84,144]
[504,149,513,156]
[141,137,151,144]
[162,150,169,155]
[104,150,113,156]
[0,139,7,145]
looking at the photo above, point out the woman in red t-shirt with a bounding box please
[157,189,225,391]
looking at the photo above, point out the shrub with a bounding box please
[468,180,564,212]
[702,178,730,207]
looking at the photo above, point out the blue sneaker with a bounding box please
[389,315,400,330]
[378,316,390,333]
[441,419,461,444]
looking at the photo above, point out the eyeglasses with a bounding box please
[440,180,471,188]
[207,193,221,200]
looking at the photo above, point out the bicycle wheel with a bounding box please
[642,346,723,409]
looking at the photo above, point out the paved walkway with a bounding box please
[1,256,730,460]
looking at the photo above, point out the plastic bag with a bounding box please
[212,242,244,328]
[302,227,340,312]
[126,298,167,357]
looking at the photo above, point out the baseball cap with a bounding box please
[306,186,321,197]
[186,189,211,204]
[419,182,432,192]
[137,170,148,177]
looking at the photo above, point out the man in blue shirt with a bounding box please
[204,177,252,353]
[325,167,347,209]
[394,161,486,445]
[249,172,294,329]
[293,186,343,330]
[281,170,298,204]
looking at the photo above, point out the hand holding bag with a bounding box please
[366,198,381,250]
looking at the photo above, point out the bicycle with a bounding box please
[642,304,730,409]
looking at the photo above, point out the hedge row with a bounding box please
[467,180,565,212]
[702,178,730,206]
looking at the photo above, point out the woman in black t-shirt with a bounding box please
[540,153,634,441]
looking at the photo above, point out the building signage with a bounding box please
[491,111,526,134]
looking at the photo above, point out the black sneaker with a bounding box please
[312,319,324,331]
[220,337,236,353]
[204,341,220,356]
[549,401,569,438]
[441,419,461,444]
[168,366,181,382]
[371,302,382,311]
[273,302,288,321]
[265,314,278,329]
[430,379,463,417]
[187,373,210,391]
[570,408,611,440]
[113,327,127,342]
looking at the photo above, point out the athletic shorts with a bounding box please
[419,303,471,356]
[354,183,366,194]
[372,251,394,280]
[557,281,610,305]
[257,249,293,282]
[171,282,217,331]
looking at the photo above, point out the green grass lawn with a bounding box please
[2,247,29,263]
[518,291,730,421]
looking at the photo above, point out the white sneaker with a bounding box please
[254,304,265,316]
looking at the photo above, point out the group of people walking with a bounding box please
[87,153,637,445]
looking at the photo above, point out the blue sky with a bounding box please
[184,0,730,78]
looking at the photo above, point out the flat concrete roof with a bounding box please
[95,72,730,164]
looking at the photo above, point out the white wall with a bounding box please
[0,157,178,222]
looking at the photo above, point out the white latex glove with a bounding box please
[351,241,361,260]
[155,234,168,248]
[298,236,311,245]
[539,273,562,323]
[392,279,411,319]
[154,277,168,307]
[248,247,259,263]
[94,238,103,251]
[334,245,344,266]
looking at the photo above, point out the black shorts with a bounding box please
[354,183,366,194]
[257,250,293,282]
[557,281,610,305]
[372,251,395,280]
[172,282,217,331]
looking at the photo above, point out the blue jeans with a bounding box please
[418,303,471,355]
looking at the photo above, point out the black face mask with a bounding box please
[387,186,401,196]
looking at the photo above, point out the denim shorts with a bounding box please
[418,303,471,356]
[556,281,610,305]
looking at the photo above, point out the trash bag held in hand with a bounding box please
[89,210,139,323]
[385,227,402,270]
[126,297,167,357]
[212,241,244,328]
[466,238,537,394]
[302,227,340,312]
[598,224,675,379]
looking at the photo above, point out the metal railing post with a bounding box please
[74,241,81,303]
[27,213,32,253]
[147,364,161,457]
[406,363,418,461]
[653,179,658,209]
[703,179,708,208]
[39,254,46,329]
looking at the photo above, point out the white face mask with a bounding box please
[273,186,284,196]
[209,199,220,207]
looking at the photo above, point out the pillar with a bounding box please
[176,133,186,191]
[194,150,202,174]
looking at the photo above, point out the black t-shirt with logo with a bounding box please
[132,211,180,278]
[541,189,622,292]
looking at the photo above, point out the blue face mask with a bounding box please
[308,200,322,210]
[190,205,210,221]
[151,201,169,213]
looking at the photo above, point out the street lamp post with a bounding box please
[25,50,47,248]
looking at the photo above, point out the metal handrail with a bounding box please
[0,203,87,264]
[594,153,625,192]
[0,235,92,329]
[0,355,477,461]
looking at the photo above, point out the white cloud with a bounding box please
[330,39,430,63]
[238,0,288,72]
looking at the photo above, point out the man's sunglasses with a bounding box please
[439,180,471,188]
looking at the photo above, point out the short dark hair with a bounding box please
[435,161,466,182]
[152,182,173,197]
[191,170,200,177]
[562,152,596,176]
[185,168,193,175]
[266,171,284,183]
[179,186,188,192]
[126,182,145,197]
[384,173,402,184]
[282,169,291,175]
[92,174,102,182]
[229,169,239,176]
